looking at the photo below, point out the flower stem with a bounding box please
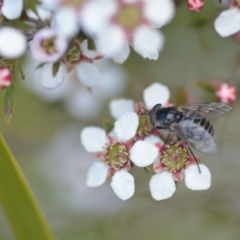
[0,134,55,240]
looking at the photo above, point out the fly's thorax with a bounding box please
[155,107,179,127]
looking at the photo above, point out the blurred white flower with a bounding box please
[30,28,68,62]
[81,112,139,200]
[22,53,127,120]
[109,82,170,119]
[0,27,27,58]
[81,0,175,62]
[1,0,23,19]
[0,67,12,89]
[214,2,240,37]
[149,141,211,201]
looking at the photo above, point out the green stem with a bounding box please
[0,134,55,240]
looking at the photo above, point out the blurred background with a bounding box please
[1,2,240,240]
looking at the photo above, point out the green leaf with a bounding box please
[24,0,39,17]
[0,134,55,240]
[3,81,15,125]
[52,61,61,77]
[101,118,114,134]
[175,86,188,105]
[16,60,25,80]
[36,62,46,69]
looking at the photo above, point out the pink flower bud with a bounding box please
[0,67,12,89]
[216,83,236,104]
[188,0,204,12]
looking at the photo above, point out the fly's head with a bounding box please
[149,104,175,129]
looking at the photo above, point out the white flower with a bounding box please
[1,0,23,20]
[214,7,240,37]
[147,142,211,201]
[81,0,175,61]
[80,112,139,200]
[0,27,27,58]
[109,82,170,119]
[30,28,68,62]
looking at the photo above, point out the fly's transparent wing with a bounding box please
[177,102,232,119]
[174,119,217,154]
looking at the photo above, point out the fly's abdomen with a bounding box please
[193,118,214,136]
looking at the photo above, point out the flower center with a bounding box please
[106,142,129,170]
[137,115,153,136]
[160,142,190,173]
[117,4,142,29]
[62,40,81,71]
[41,37,57,54]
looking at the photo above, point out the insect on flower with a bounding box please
[148,102,232,155]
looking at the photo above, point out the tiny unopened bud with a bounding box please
[0,67,11,89]
[216,83,236,104]
[188,0,204,12]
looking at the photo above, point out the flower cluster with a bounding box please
[0,0,238,94]
[81,83,212,201]
[0,0,175,91]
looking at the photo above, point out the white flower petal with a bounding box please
[144,0,175,27]
[86,162,108,187]
[114,112,138,142]
[111,43,130,63]
[40,63,65,89]
[214,8,240,37]
[133,27,165,60]
[110,170,135,200]
[2,0,23,19]
[80,39,99,59]
[144,135,164,146]
[130,140,158,167]
[143,82,170,109]
[149,172,176,201]
[185,164,211,190]
[53,6,79,39]
[81,0,117,35]
[77,62,103,88]
[0,27,27,58]
[80,127,106,152]
[109,98,134,119]
[96,25,127,57]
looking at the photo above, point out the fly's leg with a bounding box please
[185,143,201,173]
